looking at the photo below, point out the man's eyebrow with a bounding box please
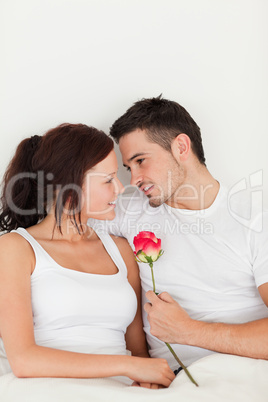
[123,153,147,168]
[128,153,147,163]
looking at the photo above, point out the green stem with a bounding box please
[165,342,199,387]
[149,263,198,387]
[149,263,156,293]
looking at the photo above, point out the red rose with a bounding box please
[133,231,162,263]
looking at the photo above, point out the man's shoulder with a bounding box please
[221,183,267,234]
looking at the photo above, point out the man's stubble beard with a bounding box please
[147,159,185,208]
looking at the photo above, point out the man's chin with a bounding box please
[148,196,164,208]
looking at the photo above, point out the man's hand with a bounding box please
[144,290,268,361]
[144,290,196,344]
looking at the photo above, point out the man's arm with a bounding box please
[144,284,268,360]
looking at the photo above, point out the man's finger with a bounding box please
[146,290,159,303]
[144,302,152,313]
[158,291,174,303]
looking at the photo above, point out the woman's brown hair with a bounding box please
[0,123,114,233]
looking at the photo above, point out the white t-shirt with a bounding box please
[90,184,268,370]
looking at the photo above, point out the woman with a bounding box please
[0,123,175,388]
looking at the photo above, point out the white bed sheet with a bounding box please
[0,353,267,402]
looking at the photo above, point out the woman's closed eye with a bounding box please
[106,177,114,183]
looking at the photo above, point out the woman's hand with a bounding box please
[125,356,175,387]
[131,381,164,389]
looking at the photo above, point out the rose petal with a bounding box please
[133,237,151,254]
[142,239,162,261]
[135,231,158,243]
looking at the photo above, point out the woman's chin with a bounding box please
[89,210,116,221]
[104,211,116,220]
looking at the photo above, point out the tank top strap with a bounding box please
[95,232,128,277]
[12,228,128,277]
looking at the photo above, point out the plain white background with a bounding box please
[1,0,268,207]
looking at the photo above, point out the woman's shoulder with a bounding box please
[0,230,35,264]
[110,234,132,253]
[0,230,25,245]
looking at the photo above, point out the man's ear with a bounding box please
[171,134,191,162]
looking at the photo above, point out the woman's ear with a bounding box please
[171,134,191,162]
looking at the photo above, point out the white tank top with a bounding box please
[11,227,138,356]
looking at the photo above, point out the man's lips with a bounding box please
[140,184,154,195]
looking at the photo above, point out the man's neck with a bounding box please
[166,166,220,210]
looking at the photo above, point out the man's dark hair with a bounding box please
[110,95,206,165]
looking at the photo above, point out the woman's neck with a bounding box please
[30,213,95,242]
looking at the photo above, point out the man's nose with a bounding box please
[130,171,143,187]
[114,177,125,195]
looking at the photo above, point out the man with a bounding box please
[91,95,268,371]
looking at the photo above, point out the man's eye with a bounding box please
[137,158,144,165]
[125,166,131,172]
[106,178,113,183]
